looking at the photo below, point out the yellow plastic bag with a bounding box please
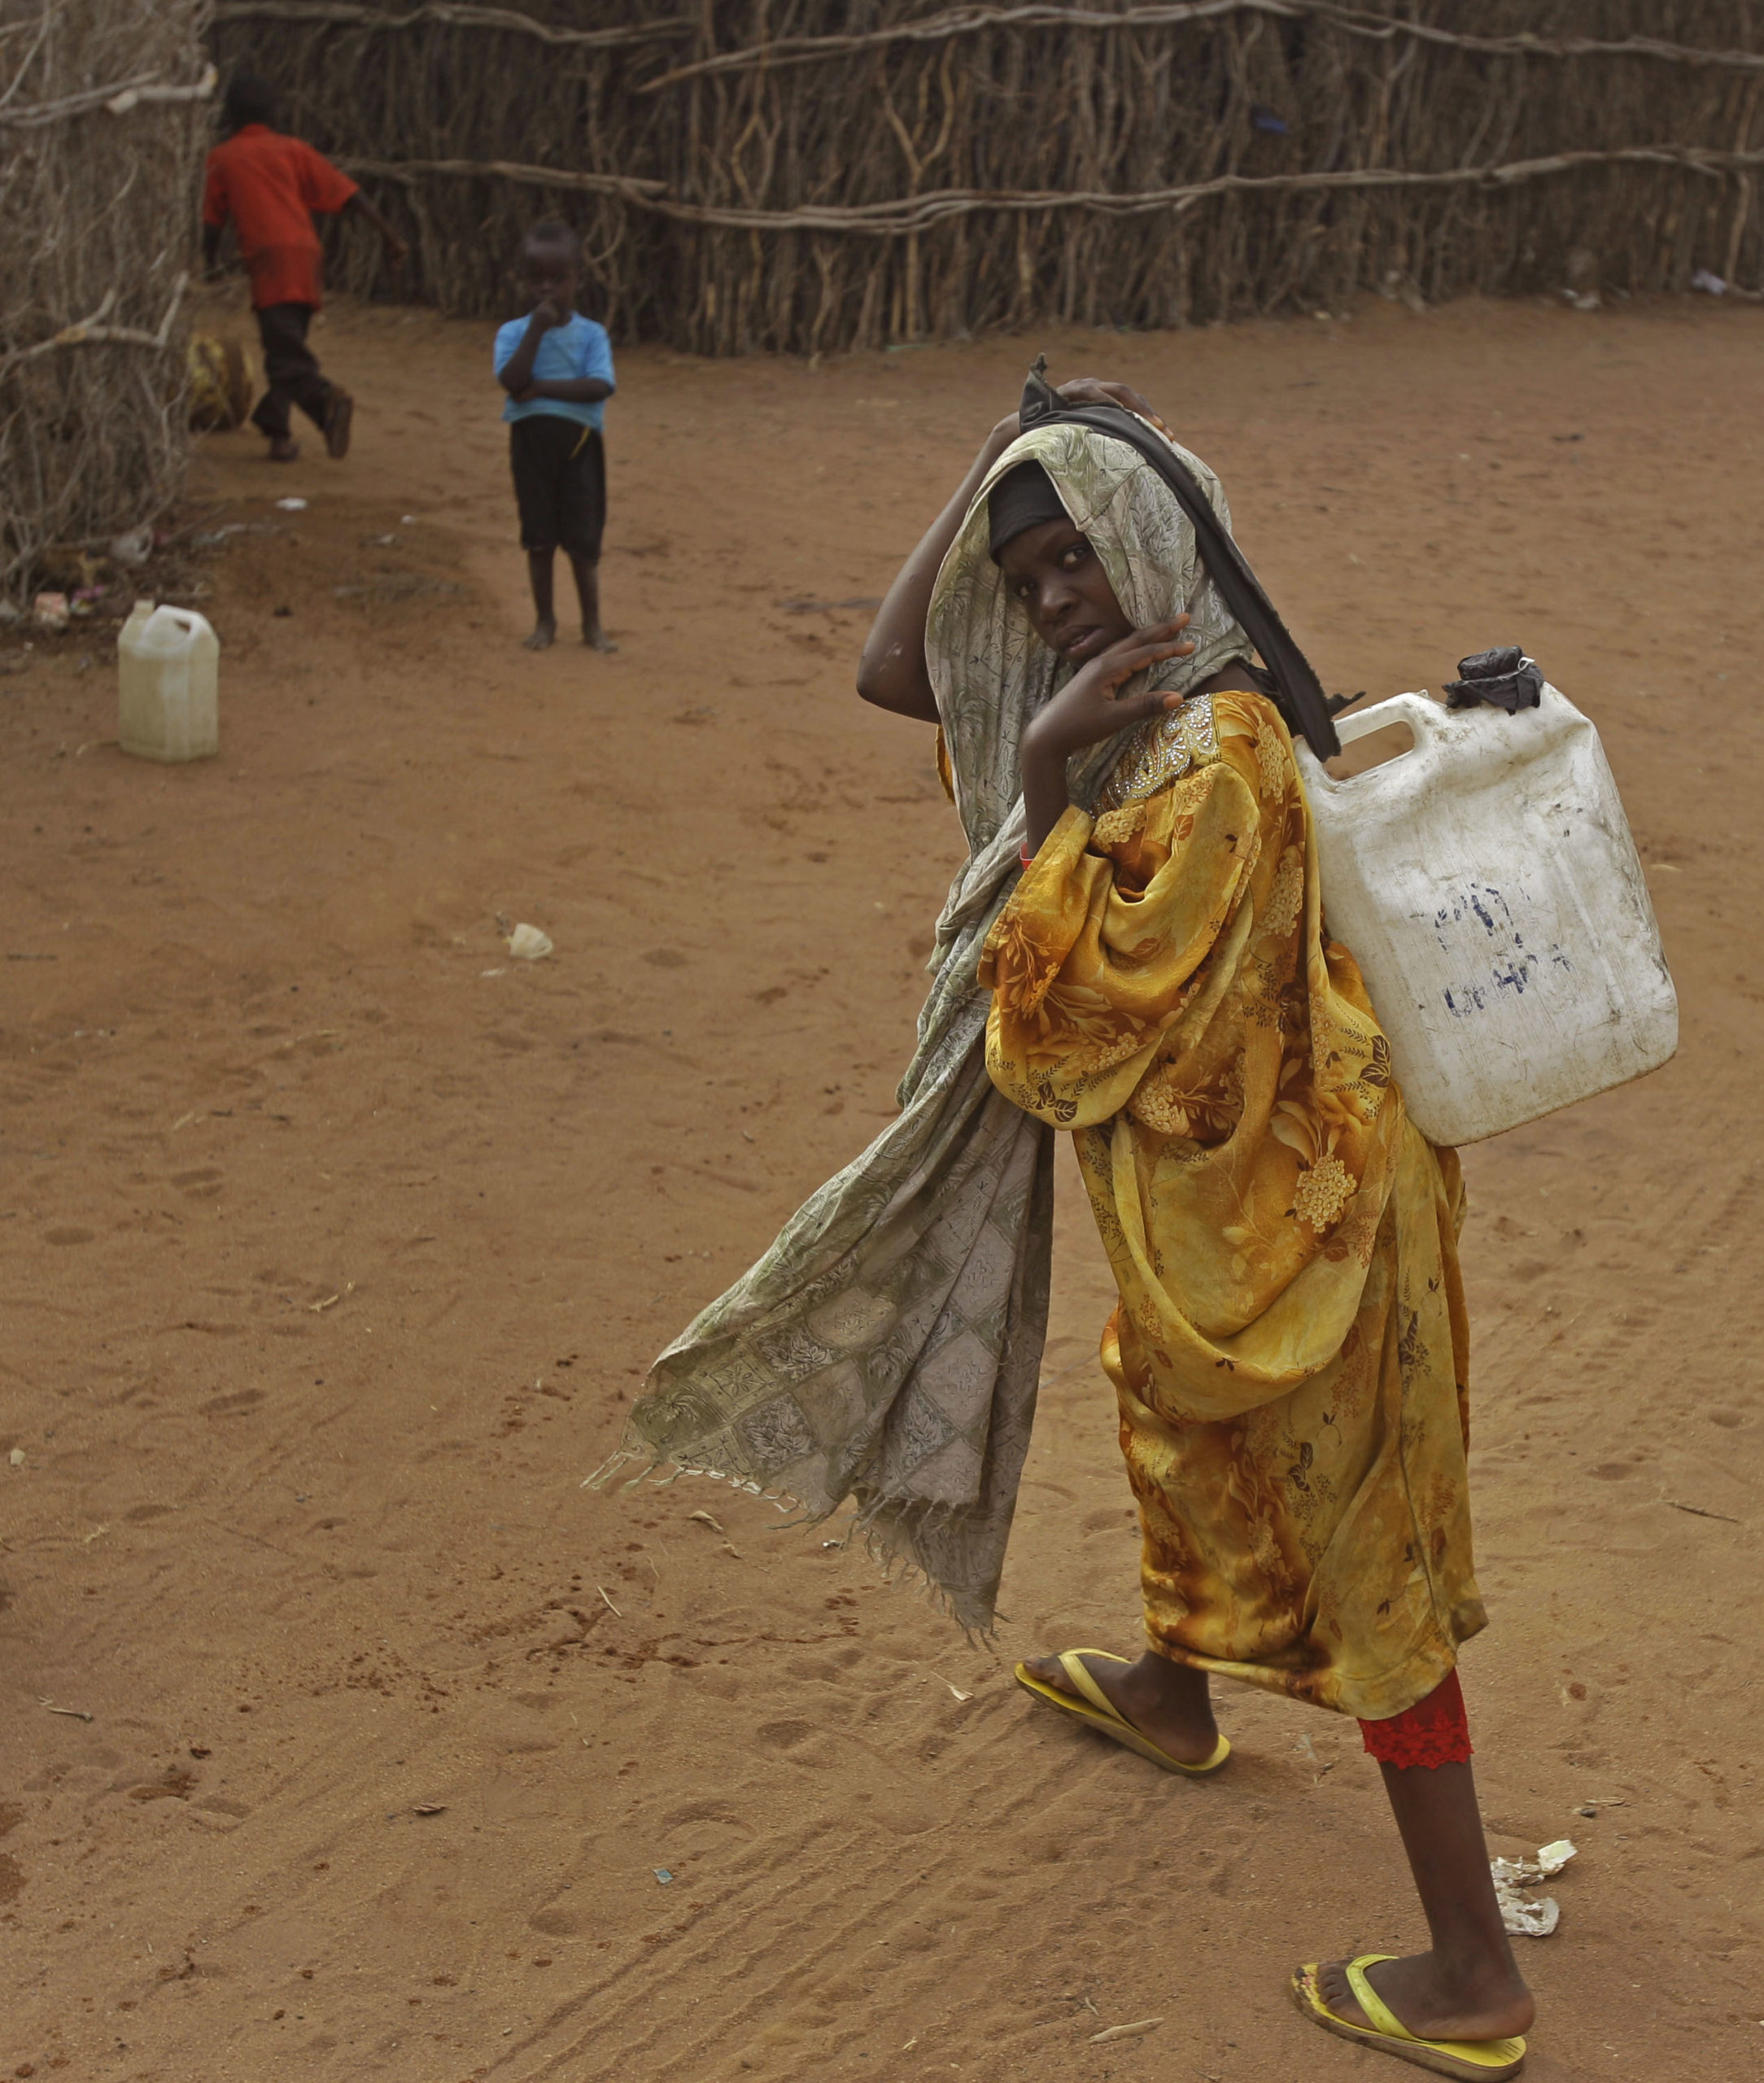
[187,334,258,431]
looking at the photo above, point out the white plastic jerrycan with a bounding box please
[1295,683,1677,1146]
[118,600,219,762]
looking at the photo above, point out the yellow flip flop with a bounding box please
[1012,1648,1229,1775]
[1290,1958,1526,2079]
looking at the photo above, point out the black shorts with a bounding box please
[509,416,605,561]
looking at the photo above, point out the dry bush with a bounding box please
[0,0,210,605]
[208,0,1764,354]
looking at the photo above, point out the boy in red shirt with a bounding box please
[202,73,406,462]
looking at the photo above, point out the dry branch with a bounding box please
[209,1,692,48]
[0,274,190,382]
[343,140,1764,237]
[641,2,1764,90]
[209,0,1764,81]
[0,61,214,127]
[343,156,668,202]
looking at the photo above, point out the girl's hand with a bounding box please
[1055,375,1166,429]
[1018,618,1194,853]
[985,379,1161,469]
[1023,617,1195,765]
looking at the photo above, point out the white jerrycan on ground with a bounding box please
[118,600,219,762]
[1295,684,1677,1146]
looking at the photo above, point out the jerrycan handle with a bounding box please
[151,607,203,636]
[1330,690,1443,754]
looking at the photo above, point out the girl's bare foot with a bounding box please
[1020,1649,1220,1765]
[1314,1950,1535,2044]
[584,627,618,653]
[1310,1753,1533,2050]
[523,616,557,651]
[268,435,300,462]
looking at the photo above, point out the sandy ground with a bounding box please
[2,287,1762,2083]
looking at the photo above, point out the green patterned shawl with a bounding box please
[589,421,1247,1632]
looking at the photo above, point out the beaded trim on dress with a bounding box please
[1098,694,1220,811]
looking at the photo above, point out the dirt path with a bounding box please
[2,289,1760,2083]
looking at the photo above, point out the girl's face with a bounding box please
[995,520,1134,666]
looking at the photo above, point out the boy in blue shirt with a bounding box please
[494,221,617,652]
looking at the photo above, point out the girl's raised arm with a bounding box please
[855,414,1020,722]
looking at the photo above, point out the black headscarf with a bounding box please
[986,460,1069,561]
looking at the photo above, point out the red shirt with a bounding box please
[203,124,359,309]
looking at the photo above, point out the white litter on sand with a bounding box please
[1491,1837,1577,1937]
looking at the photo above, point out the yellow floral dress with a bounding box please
[978,689,1485,1720]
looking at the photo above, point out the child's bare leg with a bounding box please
[524,548,557,650]
[1316,1758,1534,2042]
[568,554,616,652]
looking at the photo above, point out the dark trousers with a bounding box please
[251,303,332,439]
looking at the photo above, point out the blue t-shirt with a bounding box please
[493,312,615,432]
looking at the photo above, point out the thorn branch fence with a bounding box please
[1,1,211,602]
[206,0,1764,354]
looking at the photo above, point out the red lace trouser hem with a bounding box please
[1356,1668,1472,1769]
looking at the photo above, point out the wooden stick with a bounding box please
[102,65,219,119]
[639,1,1764,93]
[334,144,1764,239]
[341,155,670,202]
[0,273,188,382]
[0,64,215,128]
[207,0,1764,86]
[208,1,693,49]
